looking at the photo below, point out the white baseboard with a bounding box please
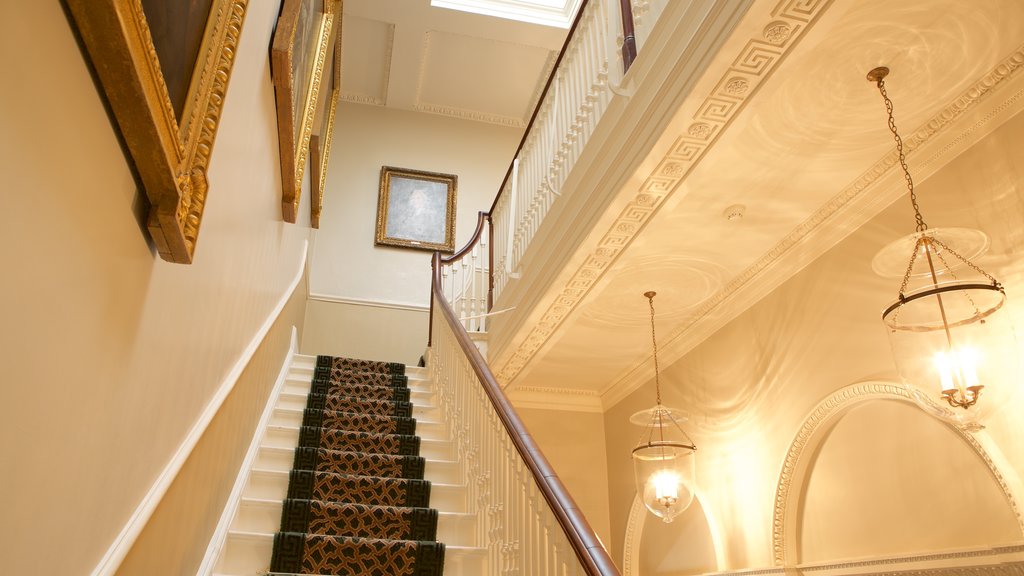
[197,326,299,575]
[90,240,308,576]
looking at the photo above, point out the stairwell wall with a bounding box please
[304,103,521,364]
[0,2,311,574]
[603,110,1024,573]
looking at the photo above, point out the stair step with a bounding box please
[215,355,473,576]
[244,469,468,513]
[283,378,435,403]
[254,447,460,484]
[270,407,448,441]
[231,498,476,545]
[263,425,454,460]
[276,389,440,420]
[216,530,485,576]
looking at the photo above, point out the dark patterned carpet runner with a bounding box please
[271,355,445,576]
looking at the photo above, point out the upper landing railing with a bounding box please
[436,0,671,330]
[424,1,672,574]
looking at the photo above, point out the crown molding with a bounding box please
[507,385,603,412]
[600,46,1024,409]
[491,0,828,387]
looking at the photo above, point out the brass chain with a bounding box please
[876,77,928,233]
[647,293,662,406]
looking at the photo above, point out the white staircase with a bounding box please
[211,354,486,575]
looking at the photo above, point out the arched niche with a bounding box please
[772,381,1024,567]
[624,493,719,575]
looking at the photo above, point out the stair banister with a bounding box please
[487,0,634,303]
[429,235,620,574]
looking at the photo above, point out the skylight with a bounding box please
[431,0,582,28]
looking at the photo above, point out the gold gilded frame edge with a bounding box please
[310,13,342,230]
[272,0,339,223]
[375,166,458,253]
[65,0,249,264]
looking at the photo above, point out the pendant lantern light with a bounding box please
[868,67,1015,429]
[631,291,697,522]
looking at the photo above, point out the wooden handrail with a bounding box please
[430,252,620,575]
[428,211,489,347]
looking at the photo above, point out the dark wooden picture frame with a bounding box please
[65,0,250,263]
[271,0,340,223]
[375,166,458,253]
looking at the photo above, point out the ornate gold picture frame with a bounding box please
[375,167,458,253]
[309,12,342,229]
[271,0,340,223]
[65,0,249,264]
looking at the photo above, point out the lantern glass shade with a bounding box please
[631,407,696,523]
[884,275,1017,429]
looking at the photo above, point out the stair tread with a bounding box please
[240,496,473,517]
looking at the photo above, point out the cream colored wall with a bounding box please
[118,275,307,576]
[302,298,429,365]
[303,103,520,360]
[604,110,1024,572]
[0,2,310,573]
[517,407,614,547]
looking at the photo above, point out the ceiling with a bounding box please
[485,0,1024,411]
[338,0,571,127]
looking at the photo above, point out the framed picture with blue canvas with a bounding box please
[375,166,457,253]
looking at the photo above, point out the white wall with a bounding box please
[604,109,1024,572]
[304,103,521,359]
[0,2,310,573]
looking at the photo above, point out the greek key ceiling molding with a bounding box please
[771,382,1024,568]
[493,0,835,385]
[598,43,1024,408]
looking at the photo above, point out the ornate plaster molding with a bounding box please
[597,43,1024,408]
[506,385,603,412]
[622,495,645,576]
[771,382,1024,567]
[413,102,527,128]
[492,0,835,385]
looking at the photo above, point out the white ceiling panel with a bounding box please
[416,31,556,126]
[340,15,394,106]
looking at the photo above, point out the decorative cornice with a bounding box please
[413,102,526,128]
[492,0,835,385]
[340,92,386,106]
[506,385,603,412]
[771,382,1024,567]
[599,43,1024,408]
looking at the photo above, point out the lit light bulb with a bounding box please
[932,346,983,407]
[651,470,679,506]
